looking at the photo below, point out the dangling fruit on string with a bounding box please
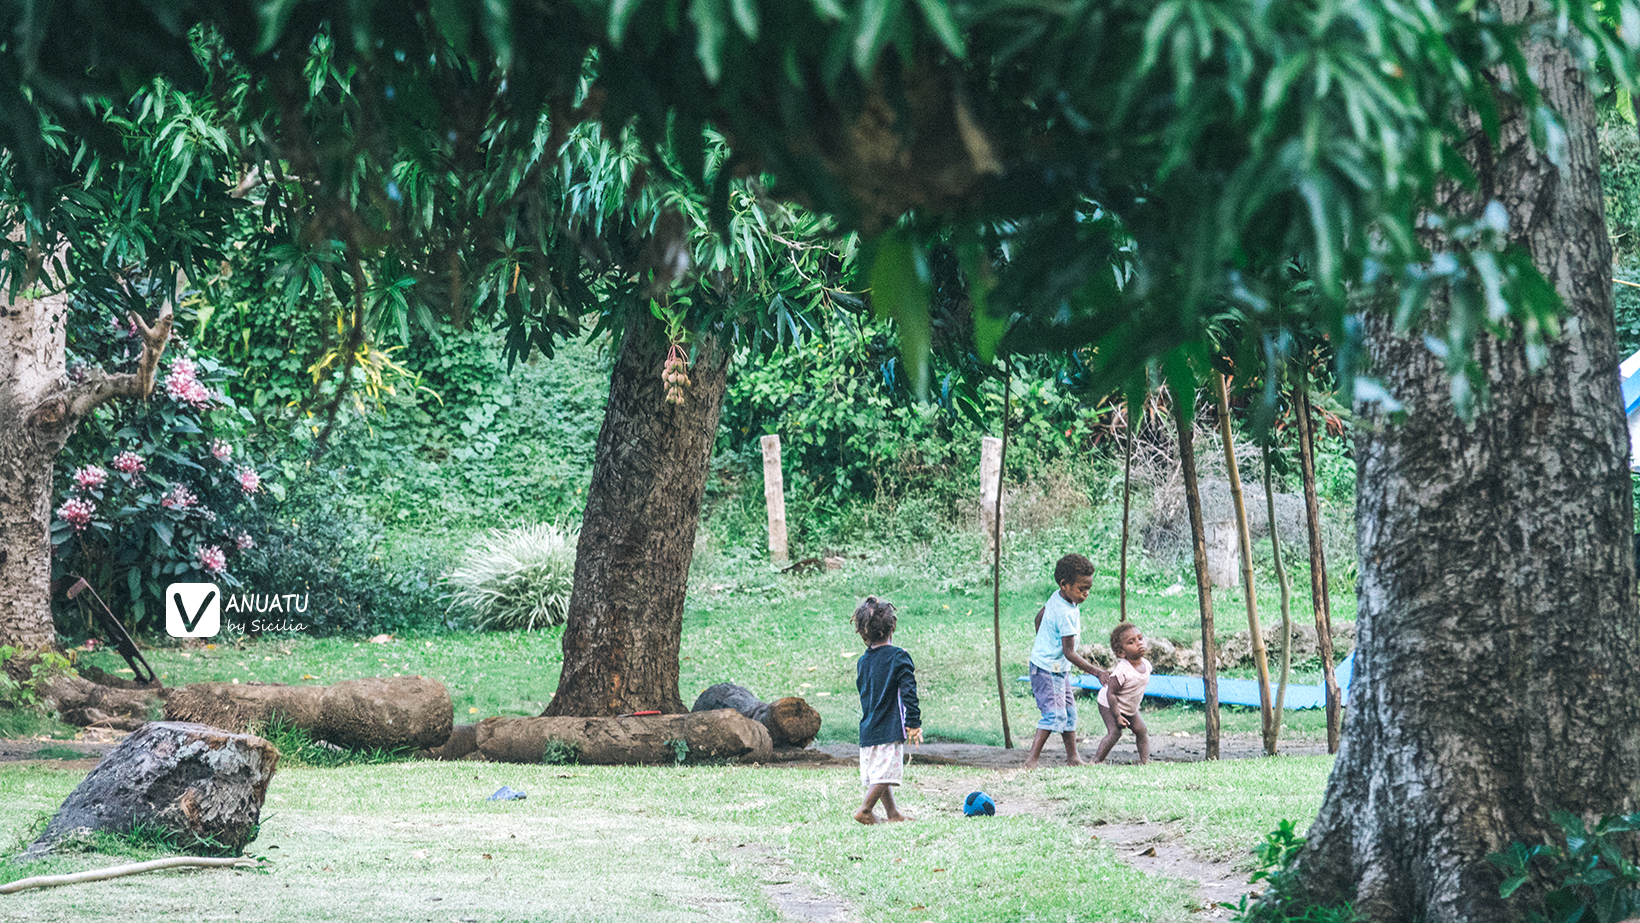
[661,342,691,405]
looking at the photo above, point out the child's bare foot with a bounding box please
[885,812,913,823]
[853,809,878,825]
[1023,758,1038,770]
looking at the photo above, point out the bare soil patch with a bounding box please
[813,730,1327,769]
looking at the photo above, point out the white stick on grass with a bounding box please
[0,857,261,894]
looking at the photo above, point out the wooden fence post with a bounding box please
[761,434,789,565]
[980,436,1003,557]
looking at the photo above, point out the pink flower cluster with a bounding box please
[234,530,255,551]
[57,498,96,532]
[164,357,212,410]
[73,465,108,490]
[211,440,233,462]
[234,466,261,494]
[195,545,227,574]
[110,451,146,476]
[161,485,198,510]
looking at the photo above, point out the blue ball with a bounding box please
[963,791,996,817]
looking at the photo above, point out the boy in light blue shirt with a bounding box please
[1024,553,1109,769]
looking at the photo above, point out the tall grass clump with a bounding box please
[445,523,578,630]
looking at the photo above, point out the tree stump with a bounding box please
[690,683,822,748]
[476,709,773,764]
[162,676,453,751]
[22,722,277,859]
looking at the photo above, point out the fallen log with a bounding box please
[690,683,821,748]
[419,723,480,761]
[476,709,773,765]
[22,722,277,860]
[37,674,161,730]
[162,676,453,751]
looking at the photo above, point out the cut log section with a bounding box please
[690,683,821,748]
[162,676,453,751]
[21,722,278,860]
[476,709,773,765]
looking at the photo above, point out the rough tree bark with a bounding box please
[543,306,730,716]
[1,253,172,656]
[1295,12,1640,921]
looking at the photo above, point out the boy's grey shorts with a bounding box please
[1030,664,1077,732]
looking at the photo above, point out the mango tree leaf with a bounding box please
[911,0,965,57]
[870,230,932,399]
[690,0,729,83]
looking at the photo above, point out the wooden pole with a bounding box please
[991,364,1014,749]
[760,434,788,566]
[1172,383,1220,759]
[1215,372,1275,754]
[980,436,1003,557]
[1119,401,1136,623]
[1294,378,1342,752]
[1263,443,1293,748]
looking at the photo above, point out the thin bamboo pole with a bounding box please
[1294,378,1342,752]
[0,857,261,894]
[1263,443,1293,744]
[1173,384,1220,759]
[991,361,1015,749]
[1214,372,1275,754]
[1119,404,1136,622]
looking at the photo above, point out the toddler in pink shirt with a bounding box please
[1094,621,1152,764]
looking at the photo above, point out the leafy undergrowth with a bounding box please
[251,716,416,769]
[0,707,79,741]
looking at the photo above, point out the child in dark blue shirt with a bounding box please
[853,596,922,825]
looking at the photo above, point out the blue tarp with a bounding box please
[1021,652,1354,710]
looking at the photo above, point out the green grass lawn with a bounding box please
[0,755,1335,923]
[72,557,1349,746]
[6,526,1350,922]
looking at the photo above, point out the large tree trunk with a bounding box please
[1295,17,1640,922]
[543,307,729,716]
[0,263,171,657]
[0,279,72,653]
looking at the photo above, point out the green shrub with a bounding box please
[251,715,414,768]
[1226,820,1363,923]
[0,648,76,711]
[444,523,579,631]
[1491,811,1640,923]
[542,738,580,765]
[236,464,451,636]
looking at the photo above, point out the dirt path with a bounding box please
[814,730,1328,769]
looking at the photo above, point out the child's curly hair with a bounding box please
[1110,621,1140,651]
[1054,553,1095,587]
[853,596,897,644]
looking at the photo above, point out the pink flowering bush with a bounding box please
[194,545,227,574]
[110,451,146,476]
[56,498,96,532]
[73,465,108,490]
[163,356,214,410]
[53,337,274,632]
